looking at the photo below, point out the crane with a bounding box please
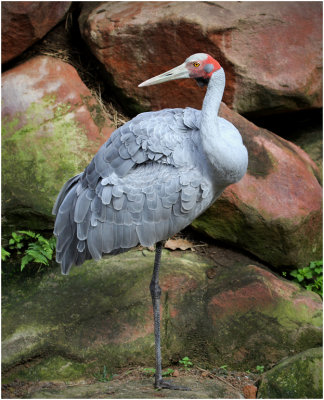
[53,53,248,390]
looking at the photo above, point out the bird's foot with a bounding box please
[155,379,191,391]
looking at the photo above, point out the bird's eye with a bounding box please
[193,62,200,67]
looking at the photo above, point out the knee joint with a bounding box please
[150,281,161,298]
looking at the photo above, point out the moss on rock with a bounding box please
[2,95,91,228]
[257,347,323,398]
[2,250,322,385]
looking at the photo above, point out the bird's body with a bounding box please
[53,53,248,389]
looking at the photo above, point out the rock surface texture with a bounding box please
[2,249,322,376]
[192,103,322,269]
[2,375,243,399]
[257,347,323,399]
[2,56,115,231]
[79,1,322,115]
[1,1,71,64]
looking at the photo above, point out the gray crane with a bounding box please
[53,53,248,390]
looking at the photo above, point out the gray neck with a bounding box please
[200,68,225,168]
[199,68,248,186]
[201,68,225,123]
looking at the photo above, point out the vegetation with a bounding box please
[2,230,56,272]
[93,365,115,382]
[256,365,265,374]
[142,367,174,377]
[290,260,323,297]
[179,356,193,370]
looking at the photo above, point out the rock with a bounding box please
[2,56,115,232]
[79,1,322,116]
[243,384,257,399]
[2,248,322,379]
[2,1,71,64]
[173,369,180,377]
[257,347,323,399]
[291,118,323,184]
[192,103,322,269]
[4,375,243,399]
[205,261,322,369]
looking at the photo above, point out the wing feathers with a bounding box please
[53,107,214,275]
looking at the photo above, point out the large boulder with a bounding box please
[2,248,322,380]
[2,1,71,64]
[79,1,322,116]
[192,103,322,269]
[2,56,115,232]
[257,347,323,399]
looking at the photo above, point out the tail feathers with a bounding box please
[52,173,82,216]
[53,173,91,274]
[53,173,132,275]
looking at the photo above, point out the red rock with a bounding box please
[79,1,322,115]
[2,248,322,373]
[2,56,115,227]
[243,384,257,399]
[2,1,71,64]
[192,103,322,269]
[206,262,322,368]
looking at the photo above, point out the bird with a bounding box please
[53,53,248,390]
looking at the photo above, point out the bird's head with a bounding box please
[138,53,221,88]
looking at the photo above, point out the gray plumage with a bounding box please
[53,55,248,276]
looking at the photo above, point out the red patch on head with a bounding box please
[186,54,221,79]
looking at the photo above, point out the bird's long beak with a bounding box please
[138,63,189,87]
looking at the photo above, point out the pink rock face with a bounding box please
[206,262,322,367]
[192,103,322,269]
[2,55,114,150]
[2,1,71,64]
[79,1,322,115]
[2,56,115,220]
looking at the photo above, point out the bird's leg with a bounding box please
[149,241,190,391]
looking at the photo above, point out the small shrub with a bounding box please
[179,356,193,370]
[3,230,56,271]
[290,260,322,297]
[93,365,114,382]
[256,365,264,373]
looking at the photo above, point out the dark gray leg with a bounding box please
[149,241,190,391]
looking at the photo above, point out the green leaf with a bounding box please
[296,274,304,282]
[21,254,33,271]
[143,368,155,375]
[25,249,49,265]
[1,247,10,261]
[18,230,36,238]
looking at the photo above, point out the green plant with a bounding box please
[3,230,56,271]
[290,260,323,297]
[220,365,228,371]
[179,356,193,370]
[143,367,174,377]
[93,365,114,382]
[256,365,264,374]
[1,247,10,261]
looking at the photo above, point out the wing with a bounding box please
[80,107,201,189]
[53,107,212,274]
